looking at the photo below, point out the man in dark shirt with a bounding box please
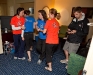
[60,6,89,69]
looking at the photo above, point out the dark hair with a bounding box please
[49,8,61,20]
[73,6,82,13]
[38,10,48,22]
[24,10,30,15]
[16,7,24,15]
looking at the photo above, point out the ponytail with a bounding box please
[49,8,61,20]
[56,13,61,20]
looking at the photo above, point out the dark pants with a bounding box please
[13,34,25,58]
[24,32,33,51]
[36,38,46,60]
[46,43,58,63]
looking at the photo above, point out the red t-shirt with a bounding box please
[44,18,59,44]
[10,16,25,34]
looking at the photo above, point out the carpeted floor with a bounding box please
[0,43,68,75]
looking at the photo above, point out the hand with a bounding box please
[21,26,25,30]
[37,28,40,31]
[68,31,72,34]
[68,30,76,34]
[72,30,76,34]
[39,29,43,32]
[34,22,38,28]
[67,29,71,33]
[22,37,25,41]
[34,22,38,25]
[68,29,71,32]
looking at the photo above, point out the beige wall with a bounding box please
[15,0,34,3]
[0,0,7,16]
[7,0,34,16]
[7,0,15,16]
[0,3,7,16]
[54,0,93,25]
[20,2,34,10]
[0,0,7,3]
[34,0,55,19]
[54,0,93,40]
[15,0,34,14]
[6,0,93,40]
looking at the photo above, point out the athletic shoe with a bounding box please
[14,56,17,59]
[18,57,26,60]
[60,59,68,64]
[37,59,42,65]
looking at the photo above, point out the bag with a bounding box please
[77,48,89,57]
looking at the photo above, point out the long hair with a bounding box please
[38,10,48,22]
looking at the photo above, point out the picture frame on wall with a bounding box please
[71,7,93,19]
[42,6,50,18]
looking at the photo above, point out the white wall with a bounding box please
[83,35,93,75]
[34,0,55,19]
[7,0,15,16]
[7,0,34,16]
[0,23,3,54]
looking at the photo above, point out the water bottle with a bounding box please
[5,28,8,33]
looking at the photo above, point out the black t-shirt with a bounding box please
[67,18,89,43]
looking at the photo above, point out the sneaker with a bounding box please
[28,59,31,62]
[37,59,42,65]
[60,59,68,64]
[14,56,17,59]
[18,57,26,60]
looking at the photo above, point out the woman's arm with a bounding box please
[43,29,47,34]
[21,30,24,38]
[42,20,49,34]
[11,25,25,30]
[34,22,40,31]
[11,25,21,30]
[21,30,24,41]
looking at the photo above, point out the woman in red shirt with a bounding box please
[10,7,25,60]
[43,8,61,71]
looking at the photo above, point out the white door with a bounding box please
[83,35,93,75]
[0,25,3,54]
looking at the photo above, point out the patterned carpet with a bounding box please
[0,44,68,75]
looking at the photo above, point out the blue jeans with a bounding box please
[13,34,25,58]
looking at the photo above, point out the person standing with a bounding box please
[60,6,89,69]
[22,10,35,61]
[35,10,48,64]
[10,7,25,60]
[43,8,60,71]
